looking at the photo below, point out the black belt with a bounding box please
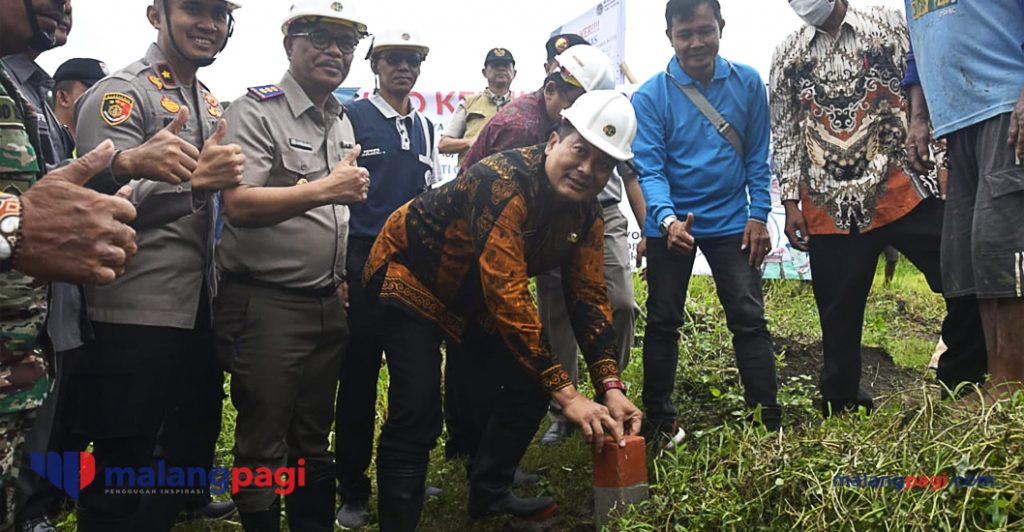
[221,272,338,299]
[600,198,619,209]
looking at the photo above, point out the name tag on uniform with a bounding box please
[362,148,385,158]
[288,138,313,151]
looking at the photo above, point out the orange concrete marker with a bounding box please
[593,435,648,527]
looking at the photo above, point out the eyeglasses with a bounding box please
[379,51,424,67]
[291,32,359,54]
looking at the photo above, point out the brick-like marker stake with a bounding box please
[593,435,648,527]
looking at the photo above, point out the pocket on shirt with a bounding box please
[281,150,325,184]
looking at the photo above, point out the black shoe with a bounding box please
[468,493,557,521]
[513,468,540,486]
[336,500,369,529]
[285,460,336,532]
[540,420,574,445]
[239,499,281,532]
[180,500,237,522]
[822,389,874,417]
[16,518,56,532]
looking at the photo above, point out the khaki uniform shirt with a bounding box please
[216,72,352,290]
[75,44,222,329]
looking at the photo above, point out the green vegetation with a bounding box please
[57,258,1022,531]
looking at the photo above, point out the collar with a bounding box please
[801,5,863,46]
[368,92,416,120]
[484,87,512,105]
[279,71,341,119]
[1,54,52,91]
[667,55,732,85]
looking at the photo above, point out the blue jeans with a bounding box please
[642,233,779,429]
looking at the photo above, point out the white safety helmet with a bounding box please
[560,90,637,162]
[224,0,242,9]
[282,0,368,37]
[554,45,616,92]
[368,29,429,58]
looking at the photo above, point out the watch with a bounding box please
[659,214,679,237]
[0,196,23,272]
[597,378,627,398]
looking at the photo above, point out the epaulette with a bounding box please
[247,85,284,101]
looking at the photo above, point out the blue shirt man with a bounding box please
[632,0,779,438]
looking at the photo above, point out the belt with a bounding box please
[600,198,619,209]
[221,272,338,299]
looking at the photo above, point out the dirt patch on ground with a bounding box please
[776,337,927,398]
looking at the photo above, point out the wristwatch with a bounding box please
[659,214,678,237]
[0,196,23,272]
[597,378,627,398]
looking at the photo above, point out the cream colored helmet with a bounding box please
[368,29,429,58]
[282,0,368,37]
[554,45,616,92]
[560,90,637,161]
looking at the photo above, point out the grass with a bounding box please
[56,257,1022,531]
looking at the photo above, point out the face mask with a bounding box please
[789,0,835,27]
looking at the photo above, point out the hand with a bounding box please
[114,107,199,185]
[337,281,349,308]
[635,236,646,269]
[318,145,370,205]
[741,219,771,268]
[554,386,624,453]
[666,212,695,255]
[601,389,642,437]
[906,114,935,175]
[783,201,809,251]
[1008,88,1024,163]
[191,119,245,191]
[18,140,138,284]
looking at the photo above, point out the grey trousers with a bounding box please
[537,204,635,414]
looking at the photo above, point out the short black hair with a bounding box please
[556,120,578,140]
[665,0,722,29]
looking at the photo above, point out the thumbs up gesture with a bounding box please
[666,212,696,255]
[18,140,139,285]
[315,145,370,205]
[113,106,201,185]
[191,119,246,191]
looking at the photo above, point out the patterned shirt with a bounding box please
[363,145,620,393]
[0,66,49,416]
[460,89,553,173]
[770,5,938,235]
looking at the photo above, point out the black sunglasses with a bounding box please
[378,51,424,67]
[291,31,359,54]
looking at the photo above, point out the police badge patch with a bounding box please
[100,93,135,126]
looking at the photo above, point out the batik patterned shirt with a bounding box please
[459,90,554,173]
[770,5,938,235]
[363,145,620,392]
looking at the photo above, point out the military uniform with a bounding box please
[214,71,351,516]
[0,60,49,486]
[71,43,224,532]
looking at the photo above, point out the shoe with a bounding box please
[17,518,56,532]
[641,422,685,454]
[468,493,558,521]
[336,500,369,529]
[822,389,874,418]
[540,420,575,445]
[425,485,443,498]
[180,500,237,521]
[513,468,540,486]
[239,499,281,532]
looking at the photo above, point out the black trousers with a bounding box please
[809,198,987,407]
[643,233,780,429]
[335,238,386,505]
[72,316,223,532]
[13,346,89,524]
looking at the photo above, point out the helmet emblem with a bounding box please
[401,33,411,41]
[331,2,343,12]
[603,125,617,137]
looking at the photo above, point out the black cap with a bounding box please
[484,47,515,67]
[545,34,588,60]
[53,58,108,87]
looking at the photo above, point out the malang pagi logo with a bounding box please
[31,452,305,500]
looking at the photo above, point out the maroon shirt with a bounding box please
[459,89,555,173]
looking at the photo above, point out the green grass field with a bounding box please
[56,258,1024,531]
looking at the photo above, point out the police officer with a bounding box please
[215,1,369,530]
[0,0,137,528]
[72,0,245,529]
[334,28,439,529]
[51,57,108,138]
[438,47,516,167]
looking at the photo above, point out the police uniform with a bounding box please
[214,71,351,515]
[335,91,438,509]
[71,43,225,531]
[0,61,49,490]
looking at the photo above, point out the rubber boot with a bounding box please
[377,462,429,532]
[285,460,335,532]
[239,498,281,532]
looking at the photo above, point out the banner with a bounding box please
[334,88,810,281]
[551,0,628,84]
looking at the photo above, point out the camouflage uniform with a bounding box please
[0,64,51,484]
